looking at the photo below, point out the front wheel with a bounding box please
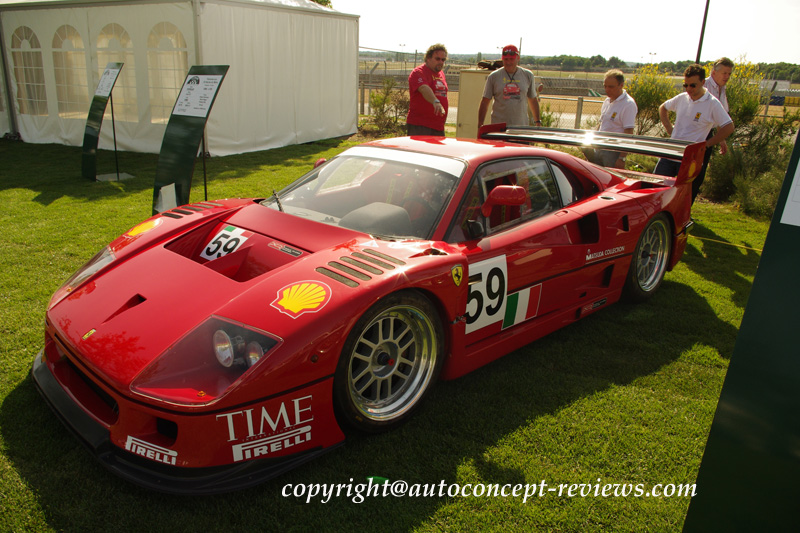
[622,214,671,303]
[333,291,443,433]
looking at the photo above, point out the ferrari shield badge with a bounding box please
[451,265,464,287]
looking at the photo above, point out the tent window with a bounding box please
[53,25,89,119]
[96,23,137,122]
[11,26,48,116]
[147,22,189,124]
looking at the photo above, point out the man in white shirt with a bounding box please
[698,57,734,182]
[654,64,734,203]
[593,69,638,168]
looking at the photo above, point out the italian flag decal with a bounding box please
[502,284,542,329]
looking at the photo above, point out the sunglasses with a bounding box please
[502,51,518,57]
[683,83,699,88]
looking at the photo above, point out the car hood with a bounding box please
[46,200,455,396]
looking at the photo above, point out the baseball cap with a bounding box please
[502,45,519,56]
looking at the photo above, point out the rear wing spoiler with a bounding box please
[478,124,706,186]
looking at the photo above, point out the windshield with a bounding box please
[261,146,465,239]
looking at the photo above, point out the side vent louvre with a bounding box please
[351,251,396,270]
[316,267,359,288]
[327,261,372,281]
[340,256,382,275]
[315,249,406,288]
[361,249,406,265]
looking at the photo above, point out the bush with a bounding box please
[722,60,764,128]
[626,64,678,135]
[360,78,409,136]
[705,110,800,215]
[703,58,798,215]
[539,101,560,128]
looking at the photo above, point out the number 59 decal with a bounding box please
[201,225,253,260]
[465,256,508,334]
[465,255,542,334]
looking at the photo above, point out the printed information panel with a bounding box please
[152,65,229,214]
[81,62,124,180]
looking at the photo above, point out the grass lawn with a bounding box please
[0,137,768,532]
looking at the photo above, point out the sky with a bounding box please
[332,0,799,65]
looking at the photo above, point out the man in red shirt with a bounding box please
[407,44,449,136]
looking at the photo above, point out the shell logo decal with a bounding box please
[271,281,332,318]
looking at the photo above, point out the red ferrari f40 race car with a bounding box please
[33,127,703,493]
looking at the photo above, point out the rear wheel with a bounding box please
[333,291,443,432]
[622,214,671,302]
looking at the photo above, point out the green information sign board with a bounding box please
[151,65,229,214]
[683,135,800,530]
[81,62,123,181]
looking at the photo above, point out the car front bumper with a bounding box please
[31,350,342,495]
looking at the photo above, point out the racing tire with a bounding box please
[333,291,444,433]
[622,214,671,303]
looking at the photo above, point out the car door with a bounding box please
[446,157,618,347]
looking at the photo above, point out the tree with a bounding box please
[626,64,678,135]
[590,54,606,68]
[311,0,332,6]
[608,56,624,69]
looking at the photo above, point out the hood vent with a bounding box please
[316,249,407,287]
[161,202,223,219]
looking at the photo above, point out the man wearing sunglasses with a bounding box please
[478,44,541,128]
[654,64,734,203]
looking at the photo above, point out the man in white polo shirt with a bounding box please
[654,64,734,203]
[697,57,734,183]
[593,69,638,168]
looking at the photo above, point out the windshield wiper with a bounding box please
[272,189,284,212]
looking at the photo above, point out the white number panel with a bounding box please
[201,225,253,260]
[465,255,543,335]
[465,256,508,334]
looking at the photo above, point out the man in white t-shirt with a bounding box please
[593,69,638,168]
[654,64,734,203]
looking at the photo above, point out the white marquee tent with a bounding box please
[0,0,358,155]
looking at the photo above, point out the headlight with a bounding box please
[131,316,280,406]
[213,330,239,368]
[246,341,264,367]
[48,246,116,310]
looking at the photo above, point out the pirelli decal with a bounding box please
[125,436,178,465]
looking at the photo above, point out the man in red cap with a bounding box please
[406,43,449,136]
[478,45,541,128]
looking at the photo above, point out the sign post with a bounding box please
[81,62,129,181]
[152,65,229,214]
[683,135,800,530]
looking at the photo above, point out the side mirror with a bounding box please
[314,158,327,168]
[481,185,527,217]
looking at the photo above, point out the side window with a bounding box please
[446,158,560,241]
[551,163,598,206]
